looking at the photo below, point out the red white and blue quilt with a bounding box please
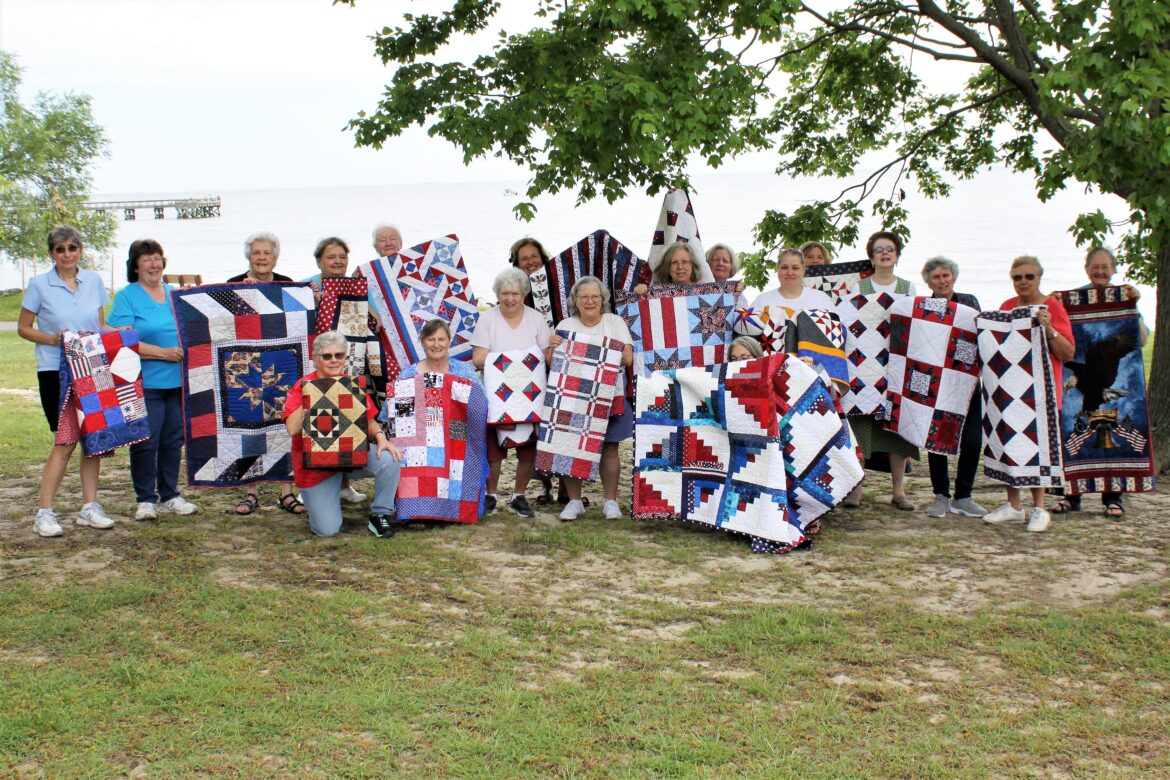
[484,348,546,447]
[58,329,150,456]
[804,259,875,305]
[613,280,737,375]
[545,230,649,325]
[837,292,898,416]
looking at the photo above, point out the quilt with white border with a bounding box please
[484,348,547,448]
[613,280,737,375]
[647,188,711,281]
[803,260,875,305]
[58,329,150,457]
[545,230,649,325]
[836,292,898,416]
[301,375,369,469]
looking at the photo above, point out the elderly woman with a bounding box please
[634,241,705,294]
[800,241,833,267]
[470,267,552,518]
[728,336,764,361]
[18,226,116,537]
[108,239,199,521]
[282,331,402,538]
[920,257,986,519]
[373,224,403,258]
[548,276,635,521]
[982,256,1075,532]
[706,244,737,284]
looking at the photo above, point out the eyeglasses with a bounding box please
[1011,273,1038,281]
[318,352,347,361]
[872,245,897,254]
[52,244,80,254]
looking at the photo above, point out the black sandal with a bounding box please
[1104,503,1125,519]
[234,493,260,515]
[278,493,306,515]
[1051,498,1076,515]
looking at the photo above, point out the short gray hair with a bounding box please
[706,243,737,276]
[921,256,959,284]
[47,225,84,254]
[493,267,531,297]
[372,223,401,246]
[312,330,348,358]
[244,231,281,260]
[568,275,610,316]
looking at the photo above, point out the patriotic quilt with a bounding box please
[526,266,556,328]
[386,363,488,523]
[301,376,369,469]
[316,277,387,402]
[882,297,981,455]
[356,235,480,370]
[546,230,649,325]
[1057,287,1155,493]
[535,331,626,480]
[484,348,546,448]
[976,306,1064,487]
[733,305,788,354]
[647,188,711,281]
[58,329,150,456]
[613,281,737,375]
[172,282,316,486]
[837,292,898,416]
[632,354,863,553]
[804,259,875,305]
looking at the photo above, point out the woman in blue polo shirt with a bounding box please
[18,226,116,537]
[108,239,200,522]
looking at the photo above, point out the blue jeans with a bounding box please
[299,449,401,537]
[130,387,184,504]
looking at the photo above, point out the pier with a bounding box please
[83,196,221,220]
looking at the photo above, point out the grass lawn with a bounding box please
[0,290,25,322]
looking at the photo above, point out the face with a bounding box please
[870,240,899,268]
[498,286,523,312]
[136,252,166,285]
[1010,264,1041,299]
[249,241,277,277]
[804,246,828,266]
[1085,252,1115,287]
[926,266,954,297]
[707,248,734,282]
[51,240,82,271]
[375,228,402,257]
[314,345,349,378]
[316,244,349,277]
[515,243,543,275]
[667,249,694,284]
[776,253,805,286]
[729,344,755,361]
[421,328,451,361]
[574,283,604,319]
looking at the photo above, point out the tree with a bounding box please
[0,50,115,274]
[341,0,1170,471]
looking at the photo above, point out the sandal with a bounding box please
[234,493,260,515]
[1104,503,1125,519]
[278,493,307,515]
[1051,498,1076,515]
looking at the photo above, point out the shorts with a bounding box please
[38,370,60,432]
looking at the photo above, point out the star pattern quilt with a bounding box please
[546,230,649,325]
[647,188,711,281]
[803,260,875,305]
[172,282,316,486]
[534,331,626,480]
[58,329,150,457]
[632,354,863,553]
[976,306,1064,488]
[882,296,981,455]
[613,281,737,375]
[301,376,369,469]
[485,348,546,447]
[1057,287,1155,493]
[733,305,788,354]
[837,292,898,416]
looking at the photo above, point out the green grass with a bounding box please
[0,290,24,322]
[0,331,37,389]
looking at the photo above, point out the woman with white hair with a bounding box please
[470,267,552,518]
[372,224,403,258]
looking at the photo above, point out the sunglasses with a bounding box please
[318,352,347,361]
[1011,273,1038,281]
[52,244,80,254]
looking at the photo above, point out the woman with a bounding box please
[982,256,1075,532]
[108,239,199,521]
[373,224,403,258]
[229,232,304,516]
[470,268,552,518]
[634,241,704,293]
[18,226,116,537]
[750,247,836,312]
[843,231,920,511]
[728,336,764,361]
[920,257,986,519]
[282,331,402,538]
[548,277,635,521]
[706,244,737,284]
[800,241,833,267]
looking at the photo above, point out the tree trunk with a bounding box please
[1147,239,1170,475]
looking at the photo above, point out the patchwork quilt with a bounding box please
[172,282,316,486]
[613,281,737,375]
[976,306,1064,487]
[632,354,864,553]
[386,363,488,522]
[58,329,150,456]
[356,235,480,370]
[315,277,386,403]
[837,292,898,416]
[789,308,849,390]
[535,331,626,480]
[546,230,649,325]
[647,188,711,281]
[1057,287,1155,493]
[301,376,369,469]
[484,348,547,448]
[803,259,875,305]
[882,297,981,455]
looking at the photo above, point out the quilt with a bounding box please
[976,306,1064,487]
[386,363,488,522]
[881,296,981,455]
[301,375,369,469]
[527,265,556,328]
[1057,286,1155,493]
[172,282,316,486]
[356,234,480,370]
[58,329,150,457]
[647,188,711,281]
[632,354,864,553]
[803,259,875,305]
[484,348,546,447]
[545,230,649,325]
[837,292,898,416]
[789,308,849,390]
[315,277,388,403]
[613,280,737,375]
[534,330,626,480]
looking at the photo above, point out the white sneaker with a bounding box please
[949,497,988,517]
[160,496,198,515]
[926,494,949,518]
[982,502,1025,525]
[339,484,367,504]
[1026,507,1051,532]
[603,499,622,520]
[77,502,116,529]
[34,508,63,537]
[135,502,158,521]
[559,499,585,521]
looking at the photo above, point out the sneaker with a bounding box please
[507,495,535,518]
[1026,507,1051,533]
[484,495,498,514]
[135,502,158,521]
[160,496,198,515]
[340,484,367,504]
[559,499,585,521]
[34,508,63,538]
[77,502,116,529]
[603,499,622,520]
[982,502,1025,525]
[926,494,949,518]
[368,512,397,538]
[949,497,987,517]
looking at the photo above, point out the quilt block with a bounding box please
[301,375,369,469]
[647,188,711,280]
[545,230,649,325]
[485,348,546,447]
[58,329,150,456]
[613,280,737,375]
[526,266,556,328]
[803,259,875,305]
[315,277,387,404]
[837,292,898,416]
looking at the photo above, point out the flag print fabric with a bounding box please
[57,329,150,456]
[803,260,875,305]
[300,375,369,469]
[544,230,649,325]
[484,348,547,448]
[613,280,738,375]
[836,292,898,416]
[647,188,711,280]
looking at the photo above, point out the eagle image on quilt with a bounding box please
[526,265,556,328]
[385,362,488,523]
[315,277,388,406]
[647,188,712,281]
[484,348,546,448]
[58,329,150,457]
[172,282,316,486]
[1056,286,1155,493]
[836,292,898,416]
[803,259,875,305]
[356,235,480,371]
[534,330,627,481]
[881,296,981,455]
[632,354,863,553]
[976,306,1064,488]
[613,280,738,376]
[545,230,649,325]
[301,375,369,469]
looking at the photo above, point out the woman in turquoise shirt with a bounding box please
[108,239,199,521]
